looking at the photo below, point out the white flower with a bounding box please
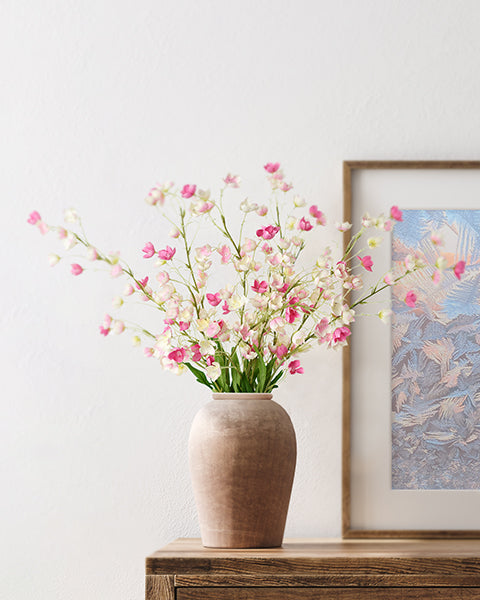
[86,246,98,261]
[64,208,79,223]
[285,216,296,230]
[199,340,215,355]
[293,195,306,207]
[240,198,258,213]
[362,212,374,228]
[196,318,209,332]
[48,253,60,267]
[435,256,447,270]
[156,283,175,302]
[335,221,352,232]
[367,237,382,248]
[235,256,253,271]
[112,320,125,334]
[331,295,344,316]
[206,362,221,381]
[63,233,77,250]
[229,294,247,310]
[292,331,306,346]
[378,309,392,323]
[180,305,194,321]
[132,335,141,346]
[112,296,123,309]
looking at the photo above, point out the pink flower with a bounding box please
[27,210,41,224]
[315,318,330,337]
[222,301,230,315]
[144,347,154,358]
[261,242,273,254]
[309,205,326,225]
[145,186,165,206]
[285,307,299,323]
[264,162,280,173]
[206,293,222,306]
[405,291,417,307]
[195,201,214,214]
[71,263,83,276]
[110,264,123,278]
[223,173,240,187]
[256,225,280,240]
[332,326,351,344]
[190,344,202,362]
[280,182,292,192]
[298,217,313,231]
[158,246,176,261]
[38,222,49,235]
[86,246,98,261]
[218,245,231,264]
[454,260,466,280]
[432,270,441,285]
[431,233,443,246]
[252,279,268,294]
[205,322,221,338]
[178,321,190,331]
[383,272,394,285]
[112,320,125,335]
[358,255,373,272]
[99,325,110,336]
[276,344,288,359]
[142,242,156,258]
[390,205,403,221]
[181,184,196,198]
[196,244,212,259]
[168,348,186,363]
[136,276,149,289]
[288,360,304,375]
[384,220,393,232]
[256,205,268,216]
[336,222,352,232]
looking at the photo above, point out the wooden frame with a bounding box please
[342,160,480,539]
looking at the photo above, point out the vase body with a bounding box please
[188,392,296,548]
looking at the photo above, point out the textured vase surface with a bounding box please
[189,392,297,548]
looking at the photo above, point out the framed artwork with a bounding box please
[342,160,480,538]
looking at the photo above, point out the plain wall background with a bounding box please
[3,1,480,598]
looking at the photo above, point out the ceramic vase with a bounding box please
[188,392,296,548]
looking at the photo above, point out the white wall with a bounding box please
[3,0,480,598]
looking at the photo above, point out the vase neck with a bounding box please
[211,393,273,401]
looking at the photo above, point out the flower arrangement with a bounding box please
[28,163,461,393]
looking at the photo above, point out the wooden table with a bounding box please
[146,538,480,599]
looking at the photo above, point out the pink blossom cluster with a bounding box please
[28,164,455,392]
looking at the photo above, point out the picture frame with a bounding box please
[342,160,480,538]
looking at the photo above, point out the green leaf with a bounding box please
[255,355,267,393]
[184,363,213,389]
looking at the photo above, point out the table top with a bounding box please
[146,538,480,577]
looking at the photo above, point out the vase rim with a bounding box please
[211,392,273,401]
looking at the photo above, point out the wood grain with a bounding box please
[341,160,480,539]
[175,574,480,587]
[146,538,480,575]
[177,588,480,600]
[145,575,174,600]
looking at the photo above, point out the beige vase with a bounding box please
[188,392,296,548]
